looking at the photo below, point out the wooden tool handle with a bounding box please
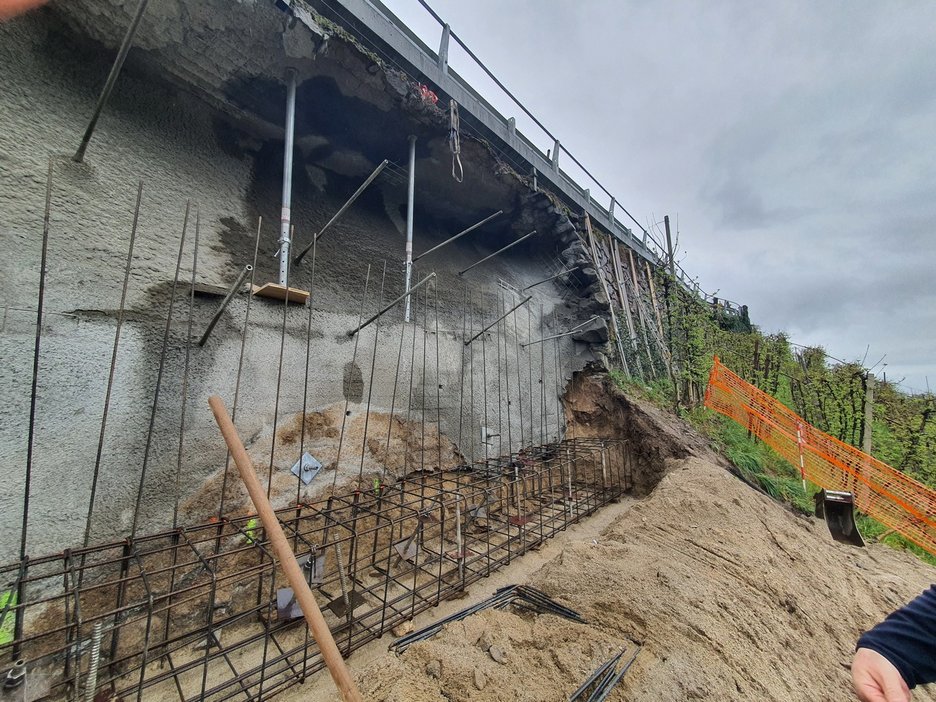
[208,395,364,702]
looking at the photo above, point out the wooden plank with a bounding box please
[627,248,673,369]
[251,282,310,305]
[623,247,656,378]
[606,240,643,378]
[643,260,665,340]
[583,215,628,374]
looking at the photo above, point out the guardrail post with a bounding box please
[608,197,616,227]
[584,188,590,207]
[551,139,560,170]
[438,23,450,74]
[507,117,516,138]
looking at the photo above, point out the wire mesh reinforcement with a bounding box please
[0,438,630,701]
[704,356,936,556]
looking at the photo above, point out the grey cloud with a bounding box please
[386,0,936,387]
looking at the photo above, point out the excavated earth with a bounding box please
[281,373,936,702]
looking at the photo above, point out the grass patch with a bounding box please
[612,372,936,567]
[609,370,674,409]
[855,515,936,567]
[690,411,816,514]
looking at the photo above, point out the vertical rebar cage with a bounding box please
[0,438,630,701]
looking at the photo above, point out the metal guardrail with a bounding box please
[289,0,743,311]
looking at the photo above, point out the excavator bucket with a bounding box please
[815,490,865,547]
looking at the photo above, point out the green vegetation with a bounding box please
[689,410,816,515]
[607,270,936,565]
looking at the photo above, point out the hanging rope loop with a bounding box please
[449,100,463,183]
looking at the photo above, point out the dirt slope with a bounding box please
[345,377,936,702]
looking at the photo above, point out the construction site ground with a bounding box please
[280,387,936,702]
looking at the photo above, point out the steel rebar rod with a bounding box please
[333,265,371,490]
[216,219,262,528]
[266,224,294,497]
[346,272,435,337]
[296,235,318,509]
[20,160,53,579]
[380,286,409,483]
[523,265,580,291]
[458,230,536,276]
[73,0,150,162]
[357,262,387,484]
[171,210,199,529]
[465,295,531,346]
[83,621,103,702]
[521,316,601,348]
[131,201,190,538]
[293,159,389,264]
[83,180,141,549]
[197,265,252,347]
[413,210,503,261]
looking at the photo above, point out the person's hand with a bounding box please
[852,647,912,702]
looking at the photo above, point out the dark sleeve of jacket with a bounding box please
[857,584,936,688]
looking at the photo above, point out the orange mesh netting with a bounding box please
[704,356,936,557]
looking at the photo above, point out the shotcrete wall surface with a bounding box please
[0,12,593,563]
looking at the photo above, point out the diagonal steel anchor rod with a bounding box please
[465,295,532,346]
[413,209,503,261]
[347,272,435,337]
[294,159,389,264]
[520,315,601,348]
[458,230,536,276]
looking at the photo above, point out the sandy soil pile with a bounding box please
[345,382,936,701]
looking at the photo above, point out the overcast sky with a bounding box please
[382,0,936,392]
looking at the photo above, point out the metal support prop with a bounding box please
[293,160,389,264]
[278,69,298,287]
[413,210,503,261]
[73,0,150,162]
[404,136,417,322]
[465,295,531,346]
[522,265,580,291]
[520,315,600,348]
[347,273,435,337]
[197,265,252,347]
[458,230,537,276]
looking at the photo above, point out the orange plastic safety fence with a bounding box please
[704,356,936,557]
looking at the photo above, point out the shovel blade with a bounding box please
[818,490,865,547]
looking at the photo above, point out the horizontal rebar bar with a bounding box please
[458,230,536,276]
[347,273,435,337]
[294,160,389,263]
[413,210,503,261]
